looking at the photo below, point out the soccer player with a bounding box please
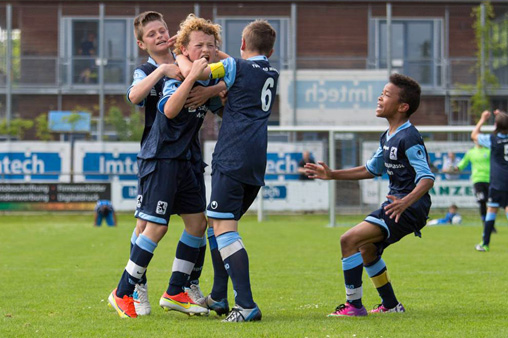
[108,14,225,318]
[472,110,508,252]
[124,10,183,317]
[305,74,435,316]
[177,19,278,322]
[452,143,491,228]
[94,199,116,227]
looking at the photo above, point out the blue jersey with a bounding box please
[366,122,435,196]
[211,56,279,186]
[95,200,114,213]
[126,57,165,146]
[137,78,219,161]
[478,133,508,191]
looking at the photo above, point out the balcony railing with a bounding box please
[1,55,508,94]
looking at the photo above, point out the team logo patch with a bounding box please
[389,147,398,160]
[211,201,218,209]
[136,195,143,208]
[156,201,168,215]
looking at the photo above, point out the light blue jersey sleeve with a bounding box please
[126,69,148,107]
[157,78,181,113]
[477,134,491,148]
[406,144,435,183]
[366,146,385,176]
[210,57,237,89]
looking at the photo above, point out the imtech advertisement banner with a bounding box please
[278,69,388,126]
[73,142,140,182]
[361,141,479,208]
[0,142,71,182]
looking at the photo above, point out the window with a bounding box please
[371,18,443,87]
[214,17,290,72]
[60,17,136,86]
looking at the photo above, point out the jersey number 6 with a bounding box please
[261,78,275,112]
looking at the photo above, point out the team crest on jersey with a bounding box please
[136,195,143,208]
[156,201,168,215]
[389,147,398,160]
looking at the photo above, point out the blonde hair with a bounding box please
[174,14,222,55]
[242,20,276,56]
[133,11,167,41]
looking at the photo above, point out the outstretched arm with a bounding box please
[305,162,374,180]
[471,110,490,142]
[185,81,227,109]
[128,63,183,105]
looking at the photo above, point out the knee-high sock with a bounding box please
[479,201,487,224]
[482,212,497,246]
[167,230,201,295]
[130,228,147,284]
[208,227,229,300]
[364,257,398,308]
[217,232,255,309]
[187,235,207,287]
[117,234,157,297]
[342,252,364,308]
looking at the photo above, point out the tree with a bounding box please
[105,105,144,141]
[469,1,501,117]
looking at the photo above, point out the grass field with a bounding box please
[1,210,508,337]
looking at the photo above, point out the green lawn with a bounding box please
[1,211,507,337]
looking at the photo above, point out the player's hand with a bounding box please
[480,110,491,121]
[162,64,183,81]
[304,161,332,180]
[219,89,228,106]
[166,34,177,49]
[185,86,211,109]
[187,57,208,81]
[384,195,409,223]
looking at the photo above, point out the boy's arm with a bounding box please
[304,162,375,180]
[384,178,434,223]
[162,58,209,119]
[185,81,227,109]
[176,53,232,81]
[471,110,490,142]
[128,64,183,105]
[456,151,470,171]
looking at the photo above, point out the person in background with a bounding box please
[472,110,508,252]
[297,151,315,180]
[428,204,461,225]
[94,199,117,227]
[451,142,491,229]
[442,151,460,180]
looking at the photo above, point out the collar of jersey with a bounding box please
[247,55,269,62]
[386,121,411,141]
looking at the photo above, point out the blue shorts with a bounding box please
[487,187,508,208]
[135,159,206,225]
[96,211,115,226]
[365,195,430,254]
[206,170,260,221]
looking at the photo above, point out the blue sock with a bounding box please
[208,227,229,300]
[217,232,255,309]
[364,257,398,308]
[342,252,364,308]
[482,212,497,246]
[167,230,201,295]
[117,234,157,297]
[187,235,207,287]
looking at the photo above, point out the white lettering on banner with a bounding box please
[265,155,299,175]
[99,156,137,175]
[0,155,45,174]
[304,83,374,104]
